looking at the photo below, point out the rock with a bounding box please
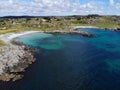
[0,74,15,82]
[44,30,96,37]
[0,44,36,82]
[117,28,120,31]
[0,73,24,82]
[12,75,24,82]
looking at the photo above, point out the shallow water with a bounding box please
[0,28,120,90]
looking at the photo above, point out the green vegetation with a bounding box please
[92,23,117,28]
[74,23,118,28]
[72,15,120,29]
[0,17,72,34]
[0,15,120,34]
[0,40,6,46]
[74,23,90,26]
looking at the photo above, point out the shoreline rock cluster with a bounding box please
[104,28,120,31]
[44,30,96,37]
[0,44,36,82]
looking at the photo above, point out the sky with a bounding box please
[0,0,120,16]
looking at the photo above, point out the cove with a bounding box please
[0,28,120,90]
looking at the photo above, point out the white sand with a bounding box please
[0,31,43,43]
[0,26,97,43]
[74,26,98,29]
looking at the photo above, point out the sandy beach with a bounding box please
[74,26,98,29]
[0,31,42,43]
[0,26,97,43]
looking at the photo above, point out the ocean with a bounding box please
[0,28,120,90]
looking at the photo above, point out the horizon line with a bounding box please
[1,14,120,18]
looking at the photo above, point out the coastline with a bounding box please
[74,26,120,31]
[0,27,100,82]
[0,31,40,82]
[74,26,99,29]
[0,31,42,44]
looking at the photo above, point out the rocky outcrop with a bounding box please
[44,30,96,37]
[0,44,36,82]
[116,28,120,31]
[104,28,120,31]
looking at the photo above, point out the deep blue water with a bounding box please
[0,28,120,90]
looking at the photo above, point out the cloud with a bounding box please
[110,0,114,5]
[9,0,14,3]
[115,3,120,9]
[0,0,120,16]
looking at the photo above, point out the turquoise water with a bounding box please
[0,29,120,90]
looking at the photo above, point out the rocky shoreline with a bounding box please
[44,30,96,37]
[0,43,36,82]
[74,26,120,32]
[104,28,120,31]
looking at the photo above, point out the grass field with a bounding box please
[74,23,118,29]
